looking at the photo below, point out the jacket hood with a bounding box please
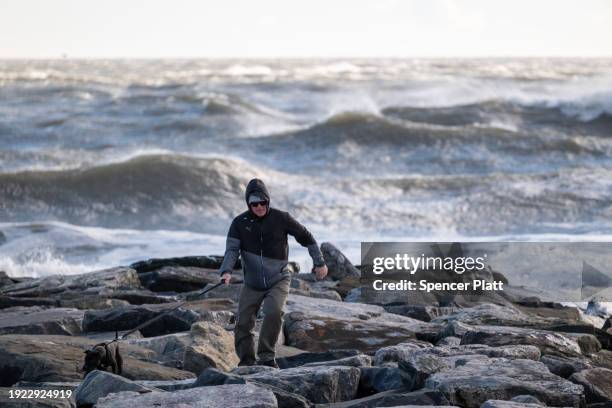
[245,178,270,216]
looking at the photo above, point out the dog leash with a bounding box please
[102,279,228,346]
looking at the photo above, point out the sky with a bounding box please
[1,0,611,58]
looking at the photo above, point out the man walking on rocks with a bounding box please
[219,178,328,368]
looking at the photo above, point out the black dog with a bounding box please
[82,342,123,378]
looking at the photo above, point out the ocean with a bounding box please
[1,58,611,277]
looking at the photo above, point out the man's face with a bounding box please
[250,200,268,217]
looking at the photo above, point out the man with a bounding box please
[219,178,328,368]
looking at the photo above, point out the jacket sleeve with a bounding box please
[284,212,325,267]
[219,218,241,276]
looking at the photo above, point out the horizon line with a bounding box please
[2,55,612,61]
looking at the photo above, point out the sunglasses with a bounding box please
[250,201,268,208]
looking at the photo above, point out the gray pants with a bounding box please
[234,276,291,365]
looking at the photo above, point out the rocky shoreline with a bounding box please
[0,242,611,408]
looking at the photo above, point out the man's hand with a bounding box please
[313,264,328,280]
[221,273,231,285]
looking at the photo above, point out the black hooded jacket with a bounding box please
[219,178,325,290]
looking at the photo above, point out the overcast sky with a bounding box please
[1,0,611,58]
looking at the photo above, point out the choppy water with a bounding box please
[1,58,611,277]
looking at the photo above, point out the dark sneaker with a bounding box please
[258,359,279,368]
[238,360,256,367]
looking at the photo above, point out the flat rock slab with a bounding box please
[94,289,175,305]
[481,400,546,408]
[383,304,459,322]
[425,357,585,408]
[95,383,278,408]
[0,267,141,297]
[0,306,84,335]
[246,365,360,404]
[0,334,195,386]
[129,255,225,273]
[301,354,371,368]
[59,297,130,310]
[138,266,220,292]
[290,287,343,301]
[397,344,541,390]
[0,295,58,309]
[83,305,199,337]
[283,294,440,353]
[432,303,581,328]
[312,388,452,408]
[277,349,362,369]
[459,324,594,357]
[231,366,278,376]
[136,378,195,391]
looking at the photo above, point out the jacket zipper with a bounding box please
[260,223,267,288]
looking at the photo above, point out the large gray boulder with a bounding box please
[425,357,584,408]
[0,267,141,297]
[75,370,157,407]
[198,282,243,302]
[126,332,191,368]
[321,242,360,280]
[603,317,611,332]
[95,383,278,408]
[245,365,360,403]
[0,270,13,287]
[358,366,403,393]
[248,380,311,408]
[398,344,541,390]
[540,354,593,378]
[183,321,239,374]
[283,294,440,353]
[374,341,433,366]
[193,368,246,387]
[0,306,84,336]
[569,367,612,403]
